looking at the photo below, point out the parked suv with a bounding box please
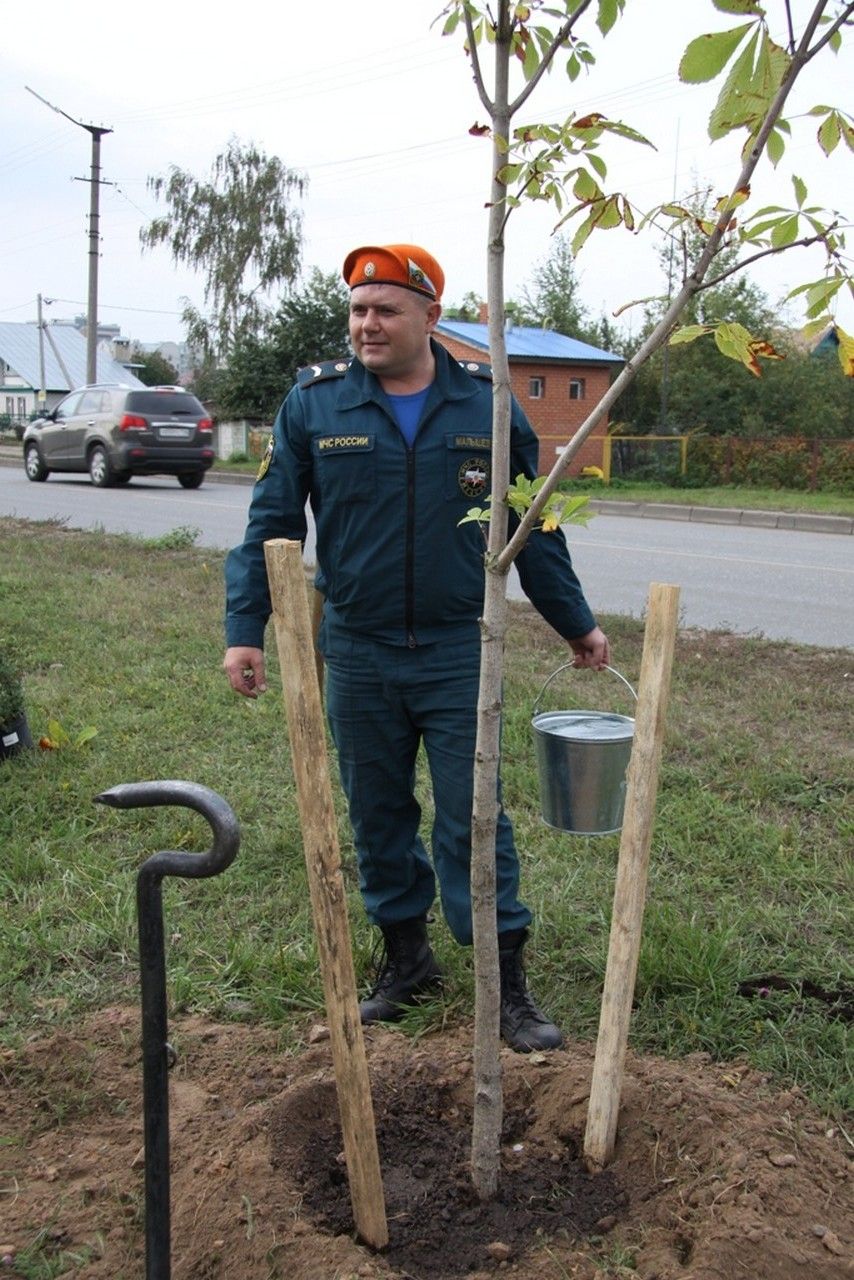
[22,384,215,488]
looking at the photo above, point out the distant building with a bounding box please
[0,322,143,423]
[434,305,623,476]
[137,340,196,380]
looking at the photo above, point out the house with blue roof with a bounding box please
[435,310,624,476]
[0,322,143,431]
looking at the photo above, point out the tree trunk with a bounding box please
[470,0,512,1204]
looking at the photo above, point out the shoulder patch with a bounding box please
[458,360,492,381]
[297,358,352,389]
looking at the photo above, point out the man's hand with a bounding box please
[569,626,610,671]
[224,646,267,698]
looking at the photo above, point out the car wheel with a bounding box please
[178,471,205,490]
[24,443,49,482]
[88,445,114,487]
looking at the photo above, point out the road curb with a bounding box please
[2,449,851,534]
[586,498,853,536]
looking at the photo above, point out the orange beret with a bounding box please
[343,243,444,301]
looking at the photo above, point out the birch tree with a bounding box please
[439,0,853,1200]
[141,138,307,358]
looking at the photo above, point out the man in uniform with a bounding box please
[223,243,609,1052]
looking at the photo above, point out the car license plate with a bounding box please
[158,426,190,439]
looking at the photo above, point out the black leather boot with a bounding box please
[359,918,443,1024]
[498,927,564,1052]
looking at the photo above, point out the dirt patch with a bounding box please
[1,1008,851,1279]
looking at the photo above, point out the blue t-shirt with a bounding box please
[386,386,430,447]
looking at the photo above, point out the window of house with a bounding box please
[569,378,586,401]
[5,397,14,416]
[17,397,26,417]
[529,376,545,399]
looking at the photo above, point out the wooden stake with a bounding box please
[583,582,680,1172]
[311,586,325,699]
[264,538,388,1249]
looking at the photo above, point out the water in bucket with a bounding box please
[531,665,636,836]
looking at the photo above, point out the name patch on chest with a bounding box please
[316,434,373,453]
[453,435,491,450]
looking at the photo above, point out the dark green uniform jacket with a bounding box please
[224,340,596,650]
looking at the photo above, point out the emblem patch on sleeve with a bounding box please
[256,434,274,481]
[458,457,489,498]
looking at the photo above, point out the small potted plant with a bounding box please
[0,653,34,759]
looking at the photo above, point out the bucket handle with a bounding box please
[533,663,637,717]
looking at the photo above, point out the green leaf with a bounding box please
[566,52,581,81]
[679,24,752,84]
[596,0,620,36]
[571,209,597,255]
[573,168,601,201]
[670,325,713,345]
[818,112,841,156]
[496,162,525,184]
[743,214,791,239]
[442,8,462,36]
[770,213,799,248]
[708,29,759,138]
[523,33,539,81]
[661,203,691,220]
[596,119,656,148]
[791,175,807,209]
[587,152,608,180]
[766,128,786,167]
[805,277,844,317]
[594,195,623,230]
[712,0,764,12]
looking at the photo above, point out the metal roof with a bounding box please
[0,322,144,392]
[436,319,623,364]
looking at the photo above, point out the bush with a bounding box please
[685,436,853,493]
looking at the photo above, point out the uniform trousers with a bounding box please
[322,625,532,945]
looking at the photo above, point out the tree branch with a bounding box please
[465,7,495,114]
[495,2,836,571]
[803,0,854,61]
[696,227,840,291]
[509,0,597,116]
[784,0,796,54]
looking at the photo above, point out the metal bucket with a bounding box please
[532,664,636,835]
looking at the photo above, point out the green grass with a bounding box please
[561,478,854,516]
[1,517,851,1118]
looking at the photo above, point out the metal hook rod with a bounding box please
[94,781,240,1280]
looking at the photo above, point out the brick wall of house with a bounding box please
[435,330,612,476]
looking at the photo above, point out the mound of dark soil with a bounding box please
[1,1008,851,1279]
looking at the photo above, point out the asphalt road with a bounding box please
[2,467,852,648]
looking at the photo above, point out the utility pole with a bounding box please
[26,87,113,386]
[36,294,47,409]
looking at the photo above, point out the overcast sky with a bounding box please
[1,0,851,349]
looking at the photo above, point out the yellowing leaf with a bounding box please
[836,327,854,377]
[541,512,560,532]
[680,24,752,84]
